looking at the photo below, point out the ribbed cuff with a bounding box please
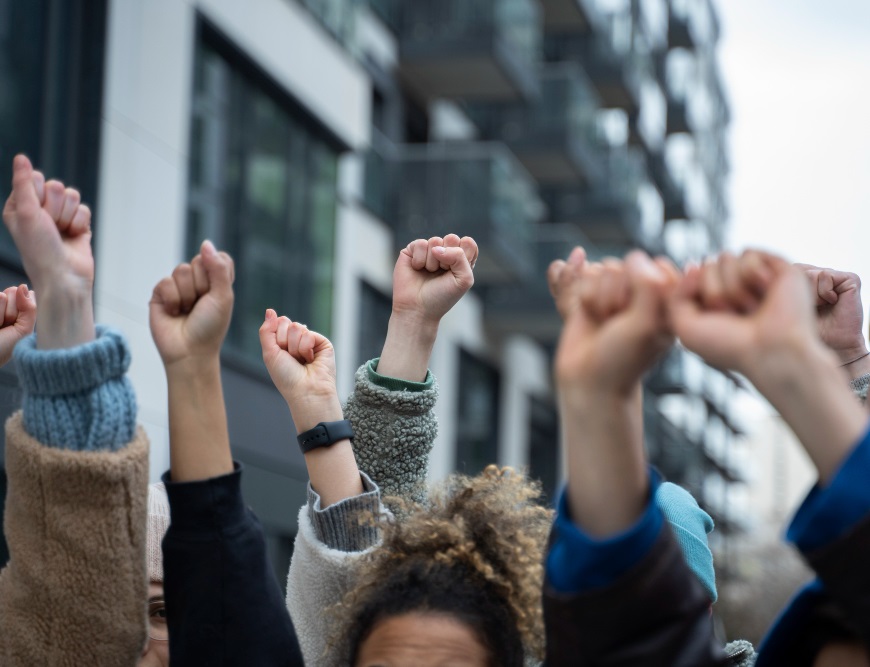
[15,326,131,396]
[15,326,137,452]
[367,358,433,393]
[162,464,247,535]
[308,471,383,551]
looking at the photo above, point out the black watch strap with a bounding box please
[297,419,355,454]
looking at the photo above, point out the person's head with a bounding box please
[140,482,170,667]
[336,466,553,667]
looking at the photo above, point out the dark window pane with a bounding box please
[188,35,339,369]
[357,282,392,368]
[527,396,559,504]
[455,350,500,474]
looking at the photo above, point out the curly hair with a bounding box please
[332,465,554,665]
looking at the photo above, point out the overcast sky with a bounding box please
[719,0,870,319]
[717,1,870,419]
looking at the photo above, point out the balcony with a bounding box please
[398,0,541,101]
[648,152,689,221]
[543,29,642,112]
[394,142,542,284]
[539,0,599,33]
[298,0,356,44]
[467,63,606,186]
[541,147,652,247]
[483,223,595,341]
[647,346,690,394]
[668,0,717,51]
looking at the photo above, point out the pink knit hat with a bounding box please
[147,482,171,583]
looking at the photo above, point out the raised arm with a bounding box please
[0,154,148,665]
[543,249,728,667]
[150,242,303,666]
[348,234,476,504]
[671,251,870,666]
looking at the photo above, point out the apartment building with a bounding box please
[0,0,739,569]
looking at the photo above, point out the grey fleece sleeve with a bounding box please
[13,326,137,451]
[343,359,438,506]
[851,373,870,403]
[307,471,382,551]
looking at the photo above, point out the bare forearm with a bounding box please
[291,393,364,507]
[35,286,96,349]
[166,357,233,482]
[375,313,438,382]
[559,384,648,537]
[750,342,868,484]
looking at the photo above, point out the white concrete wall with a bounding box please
[96,0,371,480]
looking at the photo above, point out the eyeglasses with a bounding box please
[148,599,168,642]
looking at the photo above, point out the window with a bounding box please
[188,27,340,368]
[357,282,392,369]
[527,396,559,503]
[0,0,107,267]
[455,350,500,474]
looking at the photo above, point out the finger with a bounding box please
[287,322,309,362]
[409,239,428,270]
[43,180,65,221]
[3,287,19,326]
[68,203,92,236]
[10,155,40,220]
[58,188,81,231]
[654,256,681,285]
[171,263,197,313]
[299,329,317,364]
[426,236,445,272]
[718,251,758,313]
[152,277,182,317]
[598,259,630,318]
[578,263,604,321]
[258,310,281,358]
[276,316,293,351]
[32,170,46,204]
[816,270,838,305]
[625,251,672,320]
[700,256,728,310]
[431,246,474,292]
[191,255,209,297]
[547,260,567,302]
[443,233,461,248]
[459,236,479,270]
[200,240,234,292]
[738,250,775,297]
[0,292,8,327]
[218,251,235,284]
[13,284,36,334]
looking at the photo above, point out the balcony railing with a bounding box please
[648,152,689,221]
[467,63,606,186]
[398,0,541,101]
[484,223,596,341]
[541,146,654,246]
[668,0,718,51]
[362,130,398,223]
[394,142,542,284]
[539,0,599,34]
[298,0,356,45]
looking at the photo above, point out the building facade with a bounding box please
[0,0,739,570]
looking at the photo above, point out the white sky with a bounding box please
[719,0,870,320]
[717,1,870,420]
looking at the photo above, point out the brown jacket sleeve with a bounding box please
[0,412,149,666]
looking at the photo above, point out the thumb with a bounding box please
[432,246,474,291]
[14,285,36,335]
[200,240,234,294]
[258,309,281,359]
[9,155,40,219]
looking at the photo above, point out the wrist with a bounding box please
[836,345,870,380]
[34,285,95,349]
[164,354,222,382]
[288,392,344,433]
[388,310,440,341]
[375,312,438,382]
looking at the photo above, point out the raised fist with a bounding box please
[149,240,235,367]
[392,234,477,326]
[0,285,36,367]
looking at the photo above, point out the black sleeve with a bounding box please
[543,524,730,667]
[162,465,304,666]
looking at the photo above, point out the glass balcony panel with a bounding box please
[484,223,596,341]
[399,0,541,100]
[394,142,541,284]
[301,0,357,44]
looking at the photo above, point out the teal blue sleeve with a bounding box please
[13,325,137,451]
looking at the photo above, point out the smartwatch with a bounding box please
[297,419,355,454]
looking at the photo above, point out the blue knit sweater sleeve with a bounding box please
[13,325,137,451]
[547,469,664,594]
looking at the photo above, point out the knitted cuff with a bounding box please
[15,326,137,452]
[850,373,870,402]
[367,357,433,393]
[307,472,383,552]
